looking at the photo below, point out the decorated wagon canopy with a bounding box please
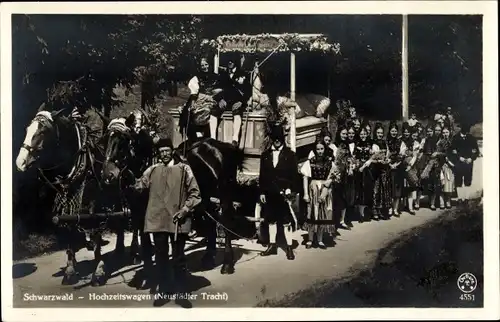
[201,33,341,54]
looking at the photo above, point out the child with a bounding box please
[408,112,419,128]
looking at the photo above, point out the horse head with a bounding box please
[15,105,71,172]
[102,110,154,185]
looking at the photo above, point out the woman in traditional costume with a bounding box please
[437,126,456,209]
[402,127,423,214]
[301,139,337,249]
[333,124,357,229]
[387,122,407,217]
[420,123,444,210]
[308,127,337,160]
[353,127,376,221]
[371,123,392,219]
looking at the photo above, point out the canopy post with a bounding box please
[402,14,409,120]
[214,48,220,74]
[289,52,297,152]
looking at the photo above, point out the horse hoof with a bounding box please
[91,274,107,287]
[220,264,235,275]
[62,274,79,285]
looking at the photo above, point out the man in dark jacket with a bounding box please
[132,138,201,307]
[257,123,300,260]
[220,59,250,147]
[451,123,480,203]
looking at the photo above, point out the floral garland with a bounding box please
[201,33,341,54]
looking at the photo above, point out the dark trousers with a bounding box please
[152,232,187,293]
[455,162,474,187]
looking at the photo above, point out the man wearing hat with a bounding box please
[132,137,201,306]
[257,122,300,260]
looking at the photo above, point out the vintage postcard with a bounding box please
[1,1,498,321]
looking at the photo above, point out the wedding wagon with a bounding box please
[169,33,342,176]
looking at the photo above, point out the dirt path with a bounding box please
[12,157,482,308]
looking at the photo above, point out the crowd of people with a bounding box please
[296,105,480,250]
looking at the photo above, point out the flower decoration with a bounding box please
[200,33,341,54]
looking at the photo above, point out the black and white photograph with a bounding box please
[1,1,498,321]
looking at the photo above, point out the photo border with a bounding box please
[1,1,498,321]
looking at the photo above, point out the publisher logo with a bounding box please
[457,273,477,293]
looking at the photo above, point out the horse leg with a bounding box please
[130,229,141,265]
[91,231,107,286]
[202,215,217,270]
[220,235,234,275]
[115,222,125,256]
[61,228,79,285]
[62,246,79,285]
[220,202,235,275]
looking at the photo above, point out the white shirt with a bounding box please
[408,119,418,127]
[187,76,199,95]
[271,145,284,168]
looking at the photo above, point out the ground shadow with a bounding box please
[12,263,38,279]
[257,199,484,308]
[185,246,251,273]
[52,246,135,285]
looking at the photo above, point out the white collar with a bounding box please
[272,145,284,152]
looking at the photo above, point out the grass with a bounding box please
[257,197,484,307]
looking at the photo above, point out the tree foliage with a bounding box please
[12,14,202,119]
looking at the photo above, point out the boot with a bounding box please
[286,246,295,260]
[260,244,277,256]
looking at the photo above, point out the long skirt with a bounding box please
[372,165,392,210]
[334,174,356,209]
[190,93,217,126]
[390,166,405,199]
[404,157,421,194]
[355,166,374,206]
[304,180,336,234]
[440,164,455,194]
[421,157,443,194]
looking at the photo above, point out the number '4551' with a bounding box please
[460,294,475,301]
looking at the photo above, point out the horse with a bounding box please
[101,111,155,288]
[15,105,128,286]
[102,113,247,275]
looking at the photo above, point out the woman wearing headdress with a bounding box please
[387,122,407,216]
[402,127,423,214]
[308,127,337,160]
[371,123,391,219]
[420,122,445,210]
[353,126,376,221]
[333,124,357,229]
[436,125,456,209]
[301,138,337,249]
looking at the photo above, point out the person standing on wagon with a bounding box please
[258,123,300,260]
[131,138,202,307]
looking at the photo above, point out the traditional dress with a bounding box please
[300,154,336,234]
[353,139,375,207]
[419,136,441,194]
[308,143,337,160]
[403,138,422,193]
[436,138,455,194]
[387,137,407,199]
[186,71,223,125]
[334,144,357,210]
[371,139,392,211]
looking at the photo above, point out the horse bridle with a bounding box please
[21,114,60,162]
